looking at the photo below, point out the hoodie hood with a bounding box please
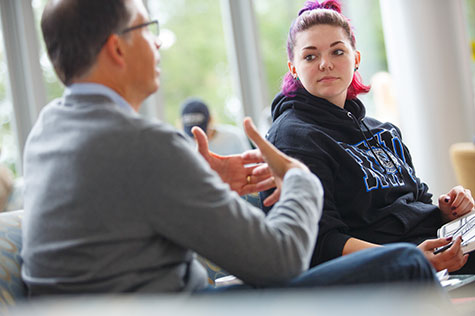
[270,89,403,177]
[271,88,366,125]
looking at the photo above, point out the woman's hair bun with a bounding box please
[298,0,342,16]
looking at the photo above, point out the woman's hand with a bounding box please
[438,185,474,222]
[417,236,469,272]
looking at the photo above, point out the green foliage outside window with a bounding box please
[148,0,235,127]
[254,0,303,99]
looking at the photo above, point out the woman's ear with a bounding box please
[288,61,297,78]
[103,34,126,67]
[354,51,361,70]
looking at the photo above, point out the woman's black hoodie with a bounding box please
[261,89,442,267]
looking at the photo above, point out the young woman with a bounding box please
[261,0,474,273]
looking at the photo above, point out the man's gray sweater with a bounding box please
[21,94,323,295]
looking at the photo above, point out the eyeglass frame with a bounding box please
[119,19,159,36]
[100,20,159,48]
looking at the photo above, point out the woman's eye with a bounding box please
[304,55,316,61]
[334,49,344,56]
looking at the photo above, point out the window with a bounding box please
[0,21,19,175]
[32,0,64,102]
[254,0,302,99]
[146,0,236,127]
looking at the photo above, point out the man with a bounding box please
[22,0,437,296]
[181,98,251,155]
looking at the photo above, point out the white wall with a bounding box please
[380,0,475,198]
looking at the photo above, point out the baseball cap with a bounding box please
[181,98,210,137]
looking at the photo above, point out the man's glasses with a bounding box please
[119,19,159,37]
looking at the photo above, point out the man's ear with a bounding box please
[103,34,126,67]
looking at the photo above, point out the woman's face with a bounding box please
[289,24,360,108]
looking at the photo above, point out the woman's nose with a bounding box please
[319,57,333,71]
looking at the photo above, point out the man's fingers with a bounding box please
[243,118,281,160]
[243,117,294,179]
[254,176,276,192]
[191,126,210,159]
[244,166,271,182]
[263,187,281,207]
[252,164,271,177]
[240,173,275,195]
[241,149,264,164]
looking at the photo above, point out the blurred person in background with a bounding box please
[181,98,251,155]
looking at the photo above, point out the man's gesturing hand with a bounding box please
[242,117,309,206]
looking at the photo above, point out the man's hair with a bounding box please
[41,0,132,85]
[282,0,370,99]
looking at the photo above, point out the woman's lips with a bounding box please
[318,76,338,82]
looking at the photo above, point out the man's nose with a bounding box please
[155,37,162,50]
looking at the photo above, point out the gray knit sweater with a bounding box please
[21,94,323,295]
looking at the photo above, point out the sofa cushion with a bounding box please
[0,210,26,304]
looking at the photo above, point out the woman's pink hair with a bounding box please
[282,0,370,99]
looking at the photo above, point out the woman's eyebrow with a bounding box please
[301,41,345,52]
[301,45,317,51]
[330,41,345,47]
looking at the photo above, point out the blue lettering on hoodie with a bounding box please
[339,128,416,192]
